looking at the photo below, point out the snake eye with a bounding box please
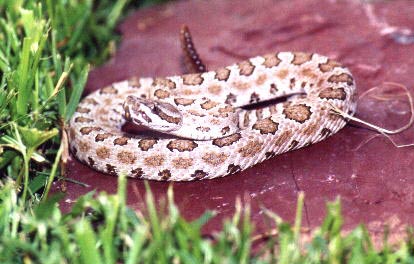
[123,105,132,121]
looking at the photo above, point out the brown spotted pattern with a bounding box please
[69,51,356,181]
[114,137,129,146]
[328,73,354,86]
[283,104,312,123]
[262,53,281,68]
[153,78,176,89]
[252,118,279,134]
[183,73,204,86]
[221,126,230,135]
[319,87,347,100]
[208,84,222,95]
[172,157,194,169]
[174,98,195,106]
[75,117,93,123]
[227,164,241,174]
[78,141,90,152]
[83,98,99,105]
[212,133,241,147]
[95,133,113,142]
[191,170,208,179]
[214,67,231,81]
[239,140,263,158]
[117,151,136,164]
[320,128,332,138]
[76,107,91,113]
[154,89,170,99]
[131,167,144,178]
[274,130,293,147]
[319,59,341,73]
[106,164,117,175]
[238,60,255,76]
[144,154,165,167]
[265,151,276,159]
[138,139,158,151]
[292,52,313,65]
[200,100,218,110]
[202,152,229,166]
[167,139,198,152]
[276,69,289,79]
[225,93,237,104]
[100,86,118,94]
[80,127,102,135]
[289,140,299,150]
[303,123,320,136]
[196,126,211,132]
[256,74,267,85]
[158,169,171,180]
[217,105,235,116]
[96,147,110,159]
[88,157,95,167]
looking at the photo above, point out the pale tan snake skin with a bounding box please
[68,52,357,181]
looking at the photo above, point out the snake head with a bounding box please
[123,95,182,132]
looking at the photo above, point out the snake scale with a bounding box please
[68,44,357,181]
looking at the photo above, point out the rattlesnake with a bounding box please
[68,48,356,181]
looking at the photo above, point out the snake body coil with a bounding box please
[68,52,356,181]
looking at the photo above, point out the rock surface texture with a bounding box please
[58,0,414,240]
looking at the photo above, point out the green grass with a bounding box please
[1,175,414,263]
[0,0,414,263]
[0,0,153,200]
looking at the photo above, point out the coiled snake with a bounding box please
[68,28,357,181]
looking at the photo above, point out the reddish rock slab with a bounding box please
[57,0,414,238]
